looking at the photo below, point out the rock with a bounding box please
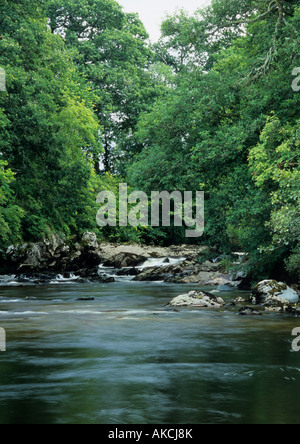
[239,307,262,316]
[5,234,71,272]
[251,280,299,305]
[199,260,222,272]
[97,275,115,283]
[263,295,294,313]
[44,233,68,257]
[235,296,248,304]
[133,266,169,282]
[169,291,225,308]
[103,252,146,268]
[116,267,140,276]
[180,271,227,285]
[62,233,103,271]
[81,232,99,250]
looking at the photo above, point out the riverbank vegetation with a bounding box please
[0,0,299,282]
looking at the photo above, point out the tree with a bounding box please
[0,159,24,251]
[249,116,300,281]
[0,0,101,241]
[128,0,300,278]
[48,0,156,173]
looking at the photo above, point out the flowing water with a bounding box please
[0,278,300,424]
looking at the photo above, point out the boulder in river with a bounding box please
[251,280,299,305]
[239,307,262,316]
[103,252,147,268]
[6,233,69,272]
[263,296,294,313]
[169,291,225,308]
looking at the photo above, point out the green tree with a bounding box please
[128,0,300,278]
[48,0,156,173]
[249,116,300,281]
[0,0,101,241]
[0,159,24,251]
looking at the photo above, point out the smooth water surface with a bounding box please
[0,281,300,424]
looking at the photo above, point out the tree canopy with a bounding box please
[0,0,299,281]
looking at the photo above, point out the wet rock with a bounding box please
[103,252,147,268]
[263,296,294,313]
[251,280,299,305]
[116,267,140,276]
[239,307,262,316]
[97,275,115,283]
[169,291,225,308]
[6,234,70,272]
[235,296,248,304]
[65,233,103,270]
[199,260,222,272]
[133,266,173,282]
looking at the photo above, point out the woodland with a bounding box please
[0,0,299,281]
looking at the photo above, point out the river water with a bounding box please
[0,280,300,424]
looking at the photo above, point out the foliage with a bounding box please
[0,160,24,250]
[249,116,300,280]
[128,0,300,279]
[0,0,100,243]
[48,0,158,174]
[0,0,299,281]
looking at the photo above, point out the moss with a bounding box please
[254,280,287,295]
[267,280,287,296]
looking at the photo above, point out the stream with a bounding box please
[0,273,300,424]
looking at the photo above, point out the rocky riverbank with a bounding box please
[168,280,300,315]
[1,233,299,314]
[1,232,238,286]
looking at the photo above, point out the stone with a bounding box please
[81,232,99,250]
[251,280,299,305]
[44,233,66,256]
[97,275,115,283]
[169,291,225,308]
[235,296,248,304]
[263,295,293,313]
[239,307,262,316]
[103,252,147,268]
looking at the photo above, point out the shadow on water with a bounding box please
[0,281,300,424]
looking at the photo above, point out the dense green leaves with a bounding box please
[128,0,300,280]
[0,160,24,250]
[48,0,156,173]
[0,0,101,242]
[0,0,299,281]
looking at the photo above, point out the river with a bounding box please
[0,279,300,424]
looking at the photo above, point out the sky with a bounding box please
[118,0,212,41]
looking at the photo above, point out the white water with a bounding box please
[138,257,186,269]
[98,256,187,282]
[0,257,187,286]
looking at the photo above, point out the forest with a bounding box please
[0,0,299,282]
